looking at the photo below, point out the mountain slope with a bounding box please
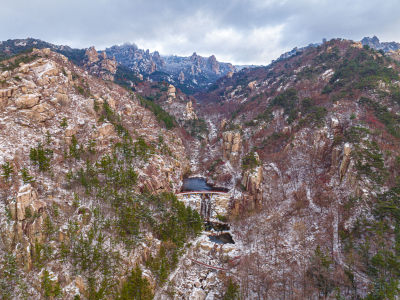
[0,47,203,299]
[178,38,400,299]
[1,37,400,299]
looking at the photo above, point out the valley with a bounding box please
[0,36,400,299]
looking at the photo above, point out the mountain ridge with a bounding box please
[0,38,236,94]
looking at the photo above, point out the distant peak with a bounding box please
[361,35,379,43]
[361,35,400,52]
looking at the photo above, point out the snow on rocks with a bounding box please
[321,68,334,80]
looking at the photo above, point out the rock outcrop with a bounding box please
[167,84,176,103]
[3,184,47,271]
[185,101,197,120]
[339,142,352,180]
[84,46,118,81]
[15,93,40,108]
[106,43,236,93]
[222,131,241,163]
[85,46,99,63]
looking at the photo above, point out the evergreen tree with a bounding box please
[223,278,240,300]
[1,162,13,181]
[21,167,34,184]
[30,143,53,171]
[118,265,153,300]
[0,253,18,299]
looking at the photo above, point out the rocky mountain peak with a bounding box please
[361,35,400,52]
[207,54,220,74]
[85,46,99,63]
[84,46,117,81]
[190,52,199,59]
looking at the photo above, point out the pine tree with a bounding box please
[223,278,240,300]
[118,265,153,300]
[0,253,18,299]
[21,167,34,184]
[1,162,13,181]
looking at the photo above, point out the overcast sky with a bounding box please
[1,0,400,65]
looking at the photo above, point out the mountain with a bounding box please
[0,38,236,95]
[361,35,400,52]
[106,43,236,94]
[1,37,400,299]
[175,38,400,299]
[0,38,87,66]
[271,41,321,63]
[0,47,198,299]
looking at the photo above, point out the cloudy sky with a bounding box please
[1,0,400,64]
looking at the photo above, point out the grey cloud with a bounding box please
[1,0,400,64]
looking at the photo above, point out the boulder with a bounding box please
[0,70,10,80]
[247,80,257,90]
[123,104,133,115]
[15,94,39,109]
[75,276,86,295]
[190,288,207,300]
[331,117,340,129]
[351,42,363,49]
[205,272,218,286]
[42,48,51,55]
[199,241,214,252]
[97,123,114,137]
[18,64,30,74]
[55,93,69,106]
[28,102,55,122]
